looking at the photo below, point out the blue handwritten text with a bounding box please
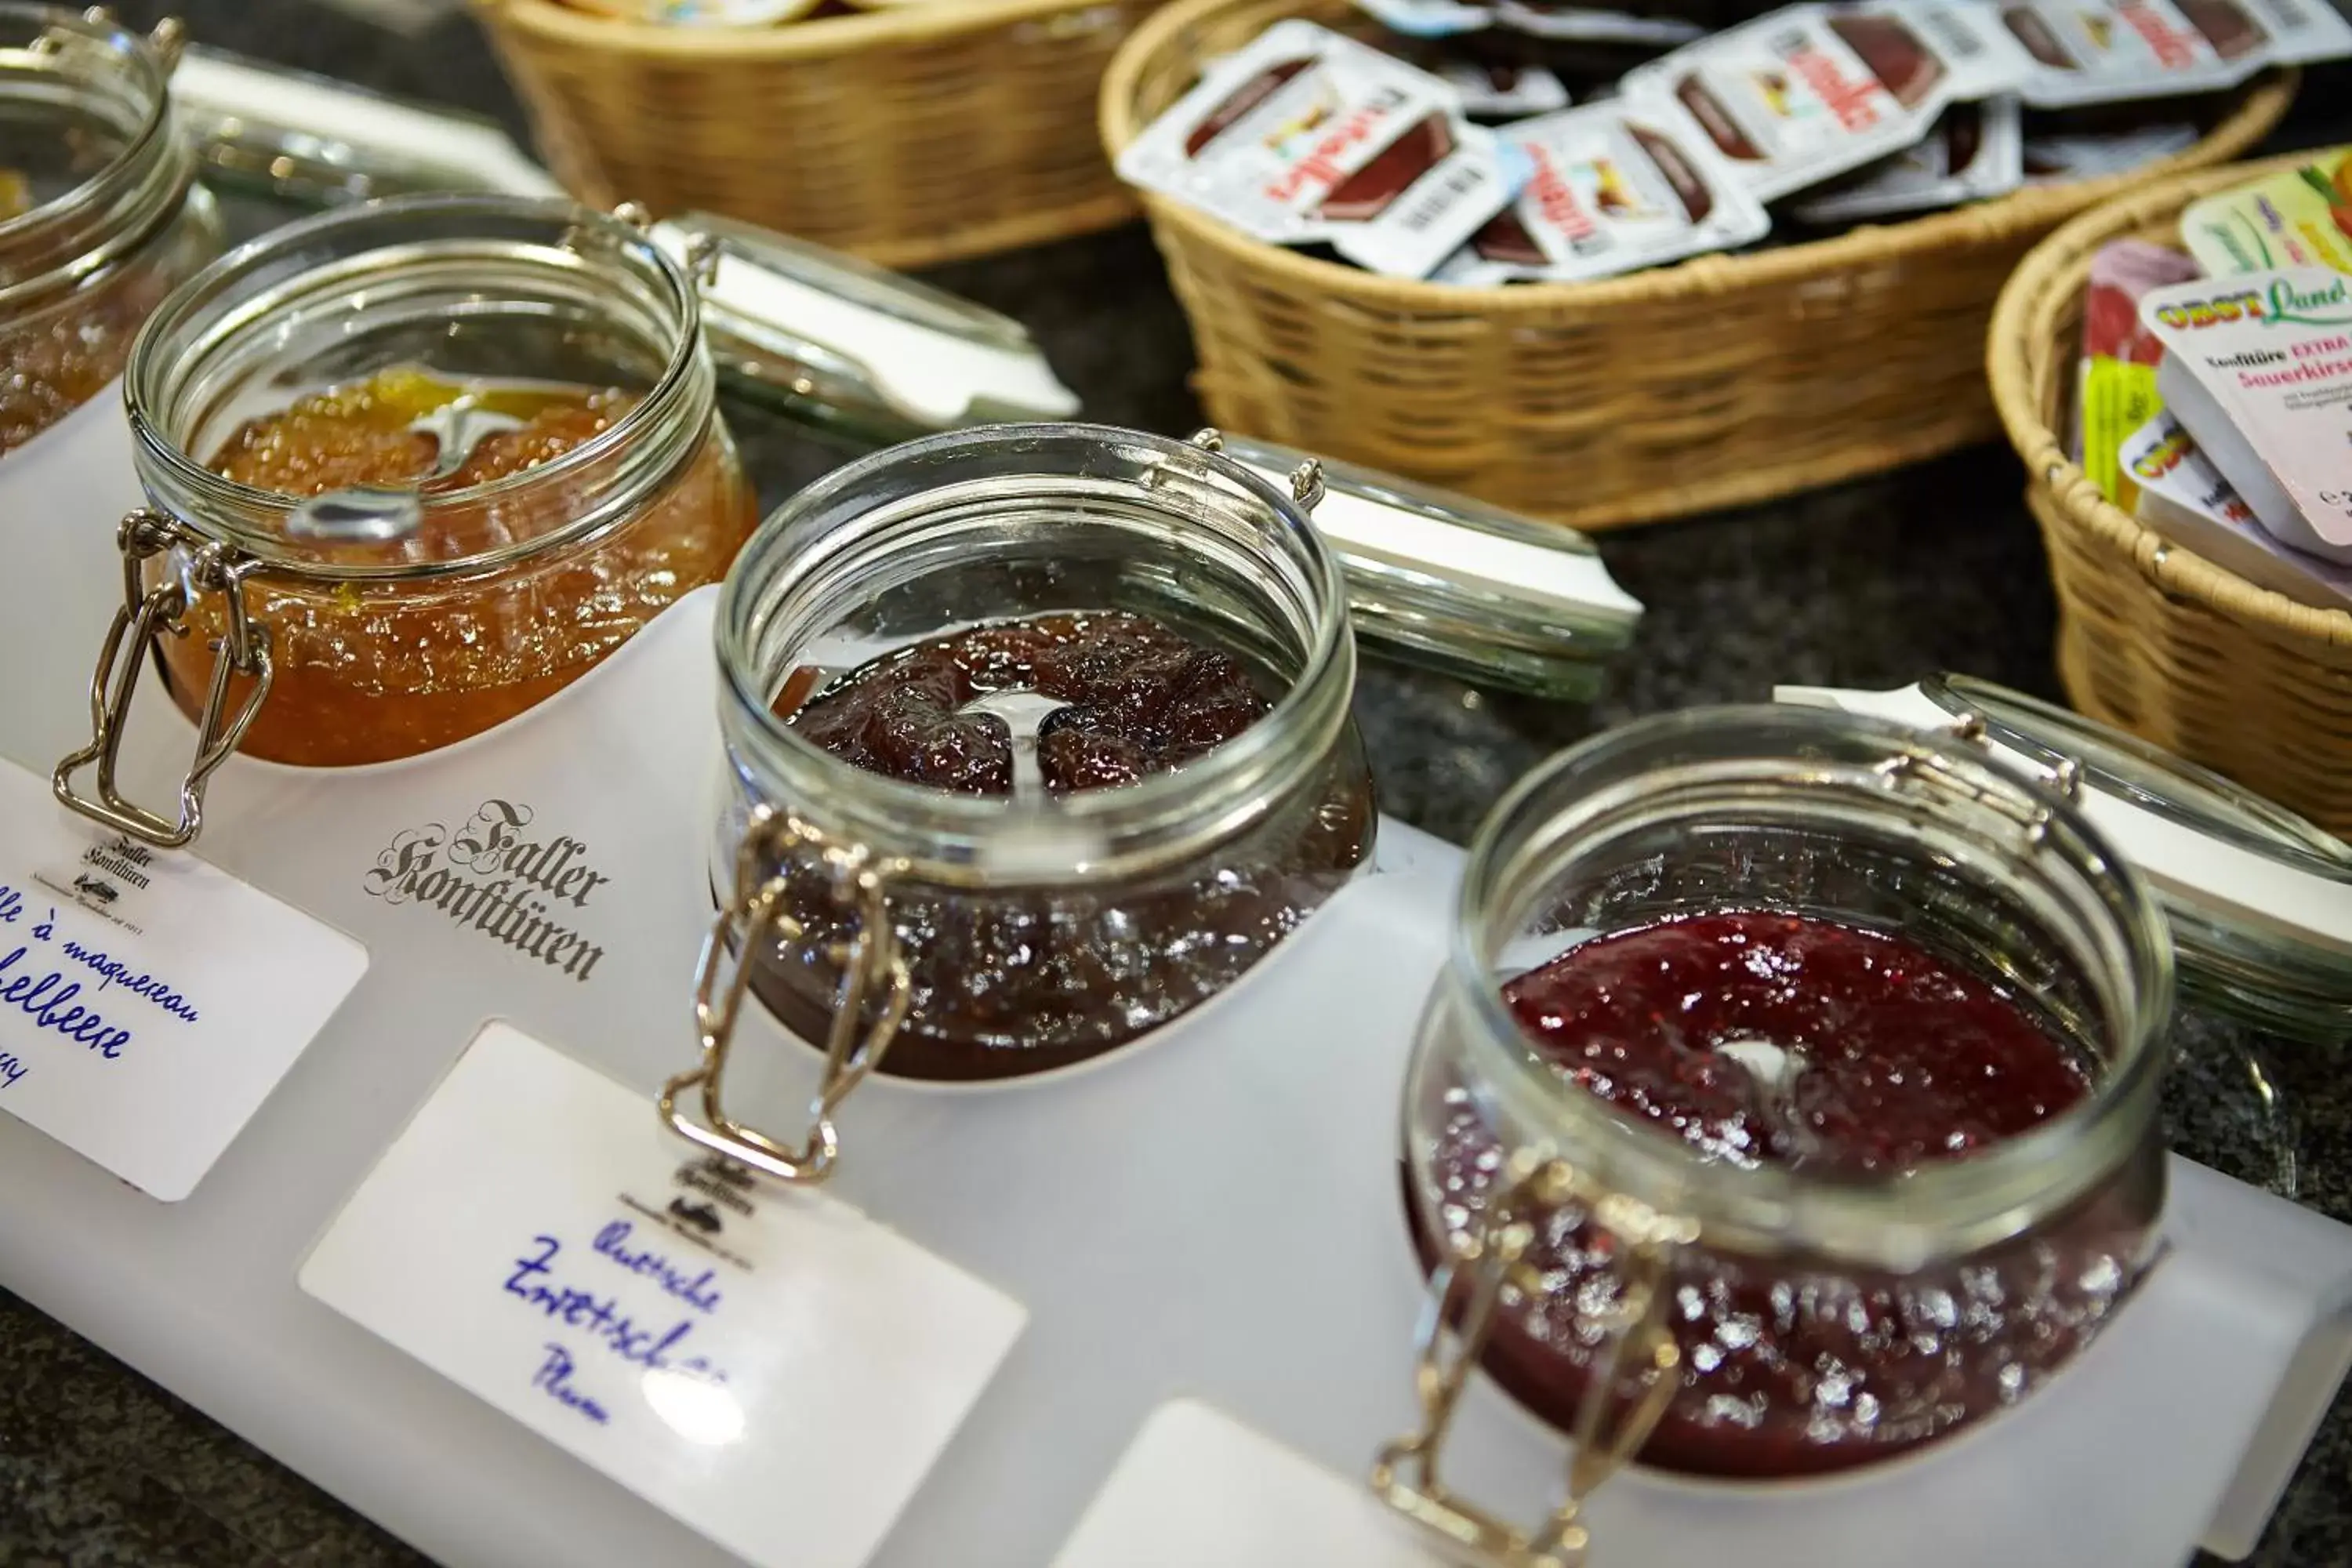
[0,947,130,1059]
[0,886,21,925]
[503,1236,727,1381]
[0,1051,24,1089]
[532,1341,611,1425]
[56,942,198,1024]
[593,1220,724,1314]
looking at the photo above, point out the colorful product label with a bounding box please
[2182,150,2352,278]
[2142,267,2352,554]
[2077,238,2201,510]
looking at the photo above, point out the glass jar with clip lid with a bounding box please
[663,417,1647,1186]
[1375,705,2174,1565]
[666,423,1379,1183]
[51,192,759,846]
[0,3,221,455]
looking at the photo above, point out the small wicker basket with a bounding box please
[1098,0,2295,532]
[473,0,1156,269]
[1988,151,2352,837]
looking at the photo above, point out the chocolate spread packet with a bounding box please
[2022,118,2198,183]
[1491,0,1707,46]
[1116,20,1523,278]
[1350,0,1496,38]
[1790,96,2024,222]
[2240,0,2352,62]
[2001,0,2278,107]
[1621,2,2031,201]
[1438,57,1574,116]
[1436,96,1769,283]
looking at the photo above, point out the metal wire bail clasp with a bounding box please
[53,510,274,850]
[1372,1154,1695,1568]
[659,804,912,1186]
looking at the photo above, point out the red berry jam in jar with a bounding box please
[1392,707,2171,1518]
[1430,911,2131,1476]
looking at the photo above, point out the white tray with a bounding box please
[0,394,2347,1568]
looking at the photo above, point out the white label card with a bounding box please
[0,758,367,1200]
[301,1021,1027,1568]
[1054,1400,1450,1567]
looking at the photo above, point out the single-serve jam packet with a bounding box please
[1436,96,1769,283]
[2077,237,2199,506]
[2000,0,2286,107]
[2182,149,2352,277]
[2121,409,2352,612]
[1116,20,1522,278]
[1621,2,2031,201]
[2143,267,2352,562]
[1791,96,2024,222]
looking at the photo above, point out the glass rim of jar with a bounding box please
[1438,703,2176,1269]
[714,421,1361,889]
[121,192,714,585]
[0,3,193,316]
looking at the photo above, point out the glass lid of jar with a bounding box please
[0,5,188,303]
[1216,434,1642,699]
[1777,676,2352,1042]
[162,47,1080,437]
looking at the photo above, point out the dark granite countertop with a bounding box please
[3,3,2349,1563]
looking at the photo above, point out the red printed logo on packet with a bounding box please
[1261,87,1407,204]
[2115,0,2201,67]
[1776,40,1886,129]
[1526,147,1599,244]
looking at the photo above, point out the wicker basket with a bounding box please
[1988,151,2352,837]
[1098,0,2295,531]
[474,0,1156,269]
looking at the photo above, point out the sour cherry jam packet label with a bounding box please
[2140,267,2352,561]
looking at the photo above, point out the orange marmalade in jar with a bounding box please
[54,195,757,846]
[0,5,221,453]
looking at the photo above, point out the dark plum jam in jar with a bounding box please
[1389,708,2172,1523]
[691,423,1375,1167]
[755,608,1373,1080]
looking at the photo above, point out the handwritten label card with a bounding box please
[301,1021,1026,1568]
[0,759,368,1200]
[1052,1401,1450,1568]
